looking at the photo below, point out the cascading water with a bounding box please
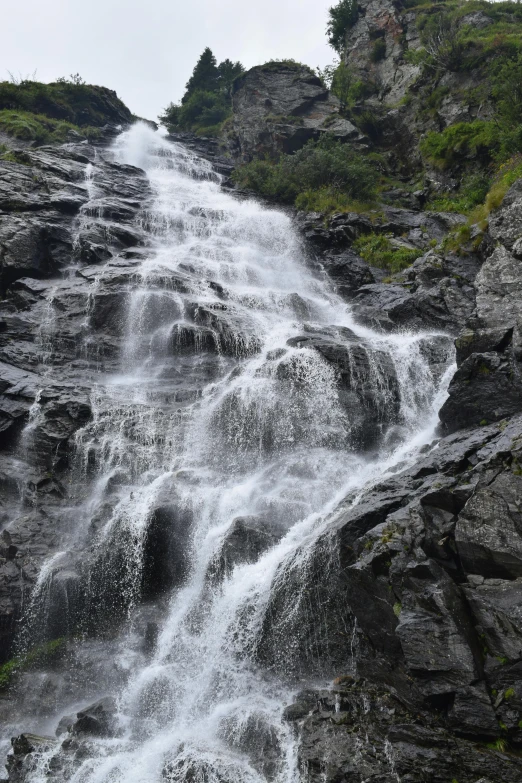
[4,123,455,783]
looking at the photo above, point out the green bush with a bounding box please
[427,172,491,213]
[327,0,359,53]
[353,233,423,273]
[493,53,522,127]
[371,39,387,63]
[420,120,502,167]
[233,136,378,207]
[0,109,101,145]
[160,91,231,136]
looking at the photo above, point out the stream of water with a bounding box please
[5,124,455,783]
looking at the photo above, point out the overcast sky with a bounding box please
[3,0,335,120]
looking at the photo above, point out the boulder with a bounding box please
[456,473,522,579]
[207,516,278,583]
[73,697,117,737]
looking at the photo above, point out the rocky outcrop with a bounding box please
[299,207,479,333]
[264,417,522,779]
[440,181,522,432]
[226,63,364,162]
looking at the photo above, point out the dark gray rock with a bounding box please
[456,473,522,579]
[207,516,278,583]
[73,697,117,737]
[227,63,364,163]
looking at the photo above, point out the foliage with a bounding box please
[316,60,340,90]
[427,173,490,212]
[0,109,101,145]
[371,39,387,63]
[331,63,353,111]
[233,136,378,208]
[492,53,522,127]
[327,0,359,53]
[403,47,428,66]
[56,73,86,86]
[420,120,502,168]
[0,80,131,127]
[159,47,244,136]
[422,11,465,71]
[353,233,423,273]
[295,188,374,214]
[183,47,220,100]
[0,638,65,690]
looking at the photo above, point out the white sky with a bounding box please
[3,0,335,121]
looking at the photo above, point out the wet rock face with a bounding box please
[0,139,151,660]
[227,64,363,162]
[266,418,522,777]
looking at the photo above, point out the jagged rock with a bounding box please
[287,328,401,448]
[464,580,522,664]
[227,63,364,162]
[207,516,278,583]
[141,503,193,598]
[73,697,117,736]
[456,473,522,579]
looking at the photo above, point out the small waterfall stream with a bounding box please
[4,124,455,783]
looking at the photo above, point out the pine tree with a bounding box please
[183,47,219,103]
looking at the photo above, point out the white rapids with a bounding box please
[8,123,456,783]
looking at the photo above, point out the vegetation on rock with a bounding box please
[327,0,359,53]
[0,638,65,690]
[232,136,378,209]
[0,78,132,127]
[159,47,244,137]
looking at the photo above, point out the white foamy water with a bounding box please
[9,123,455,783]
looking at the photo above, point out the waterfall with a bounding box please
[4,123,455,783]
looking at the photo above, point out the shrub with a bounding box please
[159,91,230,136]
[371,39,387,63]
[492,52,522,127]
[331,63,353,111]
[0,109,101,145]
[353,233,422,273]
[327,0,359,53]
[420,121,502,168]
[234,136,378,205]
[427,173,491,213]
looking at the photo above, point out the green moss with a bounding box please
[353,233,423,273]
[0,637,66,690]
[505,687,516,699]
[393,602,402,618]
